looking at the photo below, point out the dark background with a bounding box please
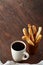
[0,0,43,64]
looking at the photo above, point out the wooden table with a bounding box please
[0,0,43,64]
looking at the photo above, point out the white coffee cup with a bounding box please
[11,40,29,61]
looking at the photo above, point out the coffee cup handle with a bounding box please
[22,52,29,60]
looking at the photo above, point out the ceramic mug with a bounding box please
[11,40,29,61]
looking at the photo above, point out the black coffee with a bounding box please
[12,42,25,51]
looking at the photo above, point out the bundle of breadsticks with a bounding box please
[22,24,42,46]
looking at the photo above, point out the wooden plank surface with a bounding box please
[0,0,43,64]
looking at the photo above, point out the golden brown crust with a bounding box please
[36,27,42,39]
[36,34,42,43]
[28,24,34,42]
[23,28,28,36]
[32,25,37,35]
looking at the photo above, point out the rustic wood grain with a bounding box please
[0,0,43,64]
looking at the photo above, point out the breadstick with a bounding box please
[28,24,34,42]
[32,25,37,35]
[22,35,30,40]
[25,36,34,46]
[28,24,31,28]
[22,36,26,40]
[23,28,28,36]
[36,34,42,43]
[36,27,42,39]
